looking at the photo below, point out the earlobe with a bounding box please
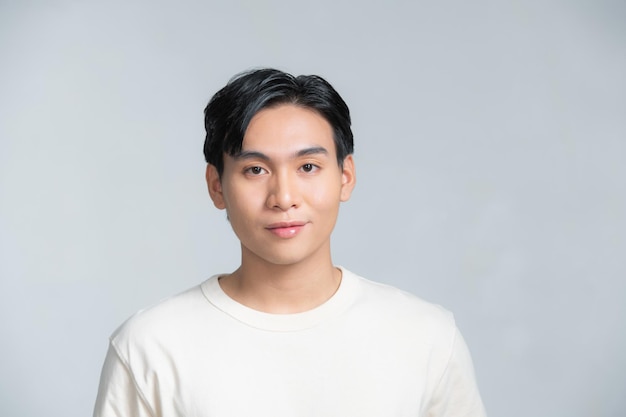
[206,164,226,210]
[340,155,356,202]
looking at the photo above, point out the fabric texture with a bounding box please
[94,267,486,417]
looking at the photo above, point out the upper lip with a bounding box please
[265,221,307,229]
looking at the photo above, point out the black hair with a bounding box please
[203,68,354,176]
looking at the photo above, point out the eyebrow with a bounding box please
[233,146,329,161]
[233,150,270,161]
[295,146,328,157]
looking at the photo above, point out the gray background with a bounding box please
[1,1,624,416]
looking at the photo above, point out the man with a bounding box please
[94,68,486,416]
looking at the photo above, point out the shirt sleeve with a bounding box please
[93,342,156,417]
[426,328,487,417]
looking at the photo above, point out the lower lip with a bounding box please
[267,225,305,238]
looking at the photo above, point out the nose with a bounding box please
[266,171,300,210]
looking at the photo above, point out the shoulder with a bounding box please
[345,268,454,324]
[109,279,216,357]
[343,268,457,349]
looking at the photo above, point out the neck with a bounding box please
[219,248,341,314]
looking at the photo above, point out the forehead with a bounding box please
[242,104,335,156]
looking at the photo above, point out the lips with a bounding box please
[265,221,308,238]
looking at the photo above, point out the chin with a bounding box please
[259,253,309,267]
[242,238,330,267]
[247,246,316,267]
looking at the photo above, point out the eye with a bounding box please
[244,166,267,176]
[300,163,318,173]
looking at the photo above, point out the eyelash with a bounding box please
[244,166,267,176]
[299,163,319,173]
[243,163,320,176]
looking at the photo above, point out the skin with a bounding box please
[206,104,356,314]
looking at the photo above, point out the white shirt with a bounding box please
[94,267,486,417]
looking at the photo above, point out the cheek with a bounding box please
[223,178,264,206]
[307,183,342,210]
[225,198,257,223]
[222,186,258,223]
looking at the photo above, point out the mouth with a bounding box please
[265,221,308,238]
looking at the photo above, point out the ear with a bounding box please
[206,164,226,210]
[339,155,356,202]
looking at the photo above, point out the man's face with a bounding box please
[206,104,356,267]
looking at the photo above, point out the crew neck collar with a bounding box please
[200,266,359,332]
